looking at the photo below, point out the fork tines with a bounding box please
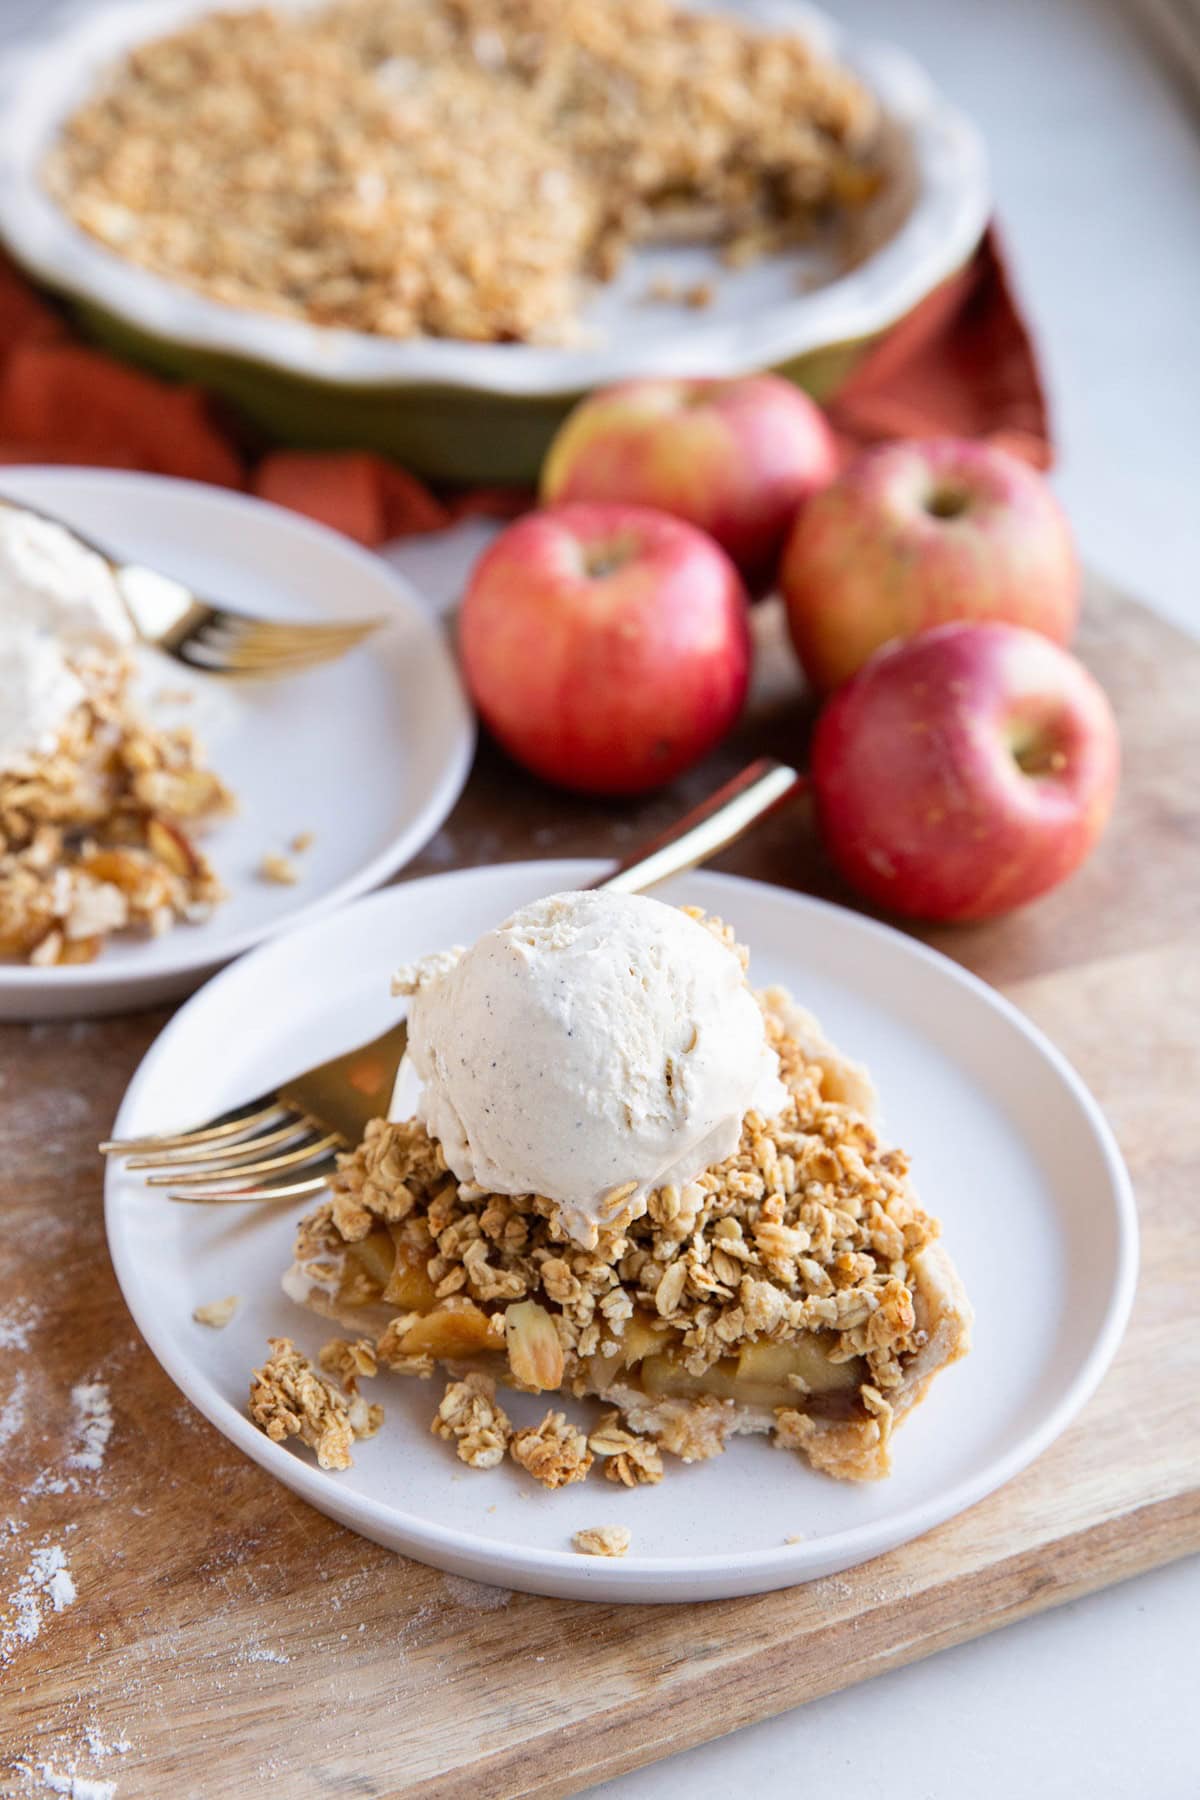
[180,613,381,676]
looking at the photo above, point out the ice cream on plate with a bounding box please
[392,889,787,1247]
[0,504,133,773]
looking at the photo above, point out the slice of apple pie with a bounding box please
[274,950,971,1486]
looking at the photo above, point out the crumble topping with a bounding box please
[46,0,880,345]
[587,1412,664,1487]
[573,1525,632,1559]
[249,1337,382,1471]
[0,655,230,965]
[510,1411,593,1489]
[318,1336,379,1394]
[193,1296,239,1329]
[258,851,300,886]
[431,1373,512,1470]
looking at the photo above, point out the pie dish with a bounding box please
[0,1,989,479]
[253,894,973,1493]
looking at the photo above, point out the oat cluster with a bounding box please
[249,1336,383,1471]
[0,656,230,965]
[46,0,880,343]
[274,984,943,1488]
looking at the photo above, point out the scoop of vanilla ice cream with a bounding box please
[0,507,133,654]
[0,506,135,772]
[392,889,786,1246]
[0,634,87,771]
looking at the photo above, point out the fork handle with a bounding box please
[594,758,806,896]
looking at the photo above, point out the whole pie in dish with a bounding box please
[46,0,882,345]
[253,891,971,1489]
[0,506,231,965]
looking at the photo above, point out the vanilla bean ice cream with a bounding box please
[391,889,786,1246]
[0,504,134,772]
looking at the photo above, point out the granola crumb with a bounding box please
[289,830,315,853]
[510,1411,593,1489]
[248,1337,381,1471]
[319,1336,378,1394]
[573,1524,631,1558]
[588,1411,664,1487]
[259,851,299,886]
[431,1373,512,1470]
[193,1295,239,1329]
[784,1532,806,1544]
[683,279,715,308]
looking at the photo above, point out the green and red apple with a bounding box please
[783,438,1081,690]
[811,621,1119,921]
[541,375,837,591]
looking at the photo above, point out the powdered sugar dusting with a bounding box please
[1,1541,77,1663]
[67,1383,113,1473]
[0,1369,28,1450]
[35,1768,116,1800]
[0,1300,40,1351]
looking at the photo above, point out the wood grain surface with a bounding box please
[1,582,1197,1800]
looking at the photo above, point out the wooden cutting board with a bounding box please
[2,580,1197,1799]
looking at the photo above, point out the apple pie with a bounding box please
[47,0,882,344]
[265,970,971,1488]
[0,651,231,965]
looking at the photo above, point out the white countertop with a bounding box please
[3,0,1196,1794]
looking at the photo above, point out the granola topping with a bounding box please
[573,1525,632,1558]
[46,0,880,345]
[249,1337,383,1471]
[510,1411,594,1489]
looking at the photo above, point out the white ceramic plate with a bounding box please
[0,468,474,1019]
[105,861,1137,1603]
[0,0,989,395]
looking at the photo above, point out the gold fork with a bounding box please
[100,757,804,1203]
[0,495,382,678]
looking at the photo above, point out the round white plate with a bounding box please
[0,468,474,1019]
[105,861,1137,1603]
[0,0,989,395]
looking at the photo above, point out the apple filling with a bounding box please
[334,1226,866,1421]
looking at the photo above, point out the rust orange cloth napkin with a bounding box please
[0,226,1050,547]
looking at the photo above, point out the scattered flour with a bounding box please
[67,1383,113,1473]
[0,1370,28,1450]
[240,1646,290,1665]
[36,1768,116,1800]
[82,1729,131,1762]
[0,1301,39,1351]
[1,1541,76,1663]
[441,1574,513,1611]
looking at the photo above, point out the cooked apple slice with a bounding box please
[383,1237,438,1313]
[399,1304,495,1358]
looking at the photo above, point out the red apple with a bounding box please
[458,501,750,795]
[782,438,1081,691]
[540,375,837,591]
[811,621,1119,921]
